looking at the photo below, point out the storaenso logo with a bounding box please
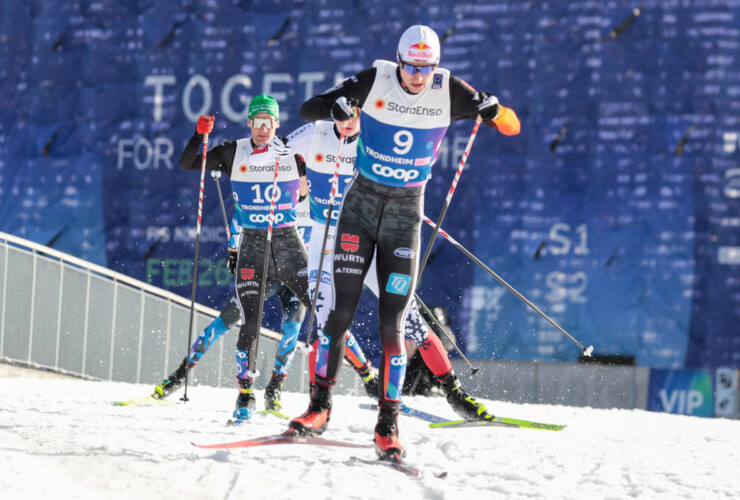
[372,163,419,183]
[249,164,291,172]
[249,213,285,223]
[325,154,356,164]
[386,101,443,116]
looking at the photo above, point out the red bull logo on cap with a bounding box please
[406,42,434,61]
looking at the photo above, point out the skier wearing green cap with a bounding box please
[178,94,312,421]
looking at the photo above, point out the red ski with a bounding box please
[193,433,373,450]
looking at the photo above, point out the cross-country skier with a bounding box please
[178,94,314,421]
[287,114,496,422]
[286,25,521,462]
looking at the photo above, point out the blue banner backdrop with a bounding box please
[2,1,739,368]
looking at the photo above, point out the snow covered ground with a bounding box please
[1,365,739,499]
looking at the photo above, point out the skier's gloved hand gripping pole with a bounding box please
[302,101,357,352]
[423,216,594,356]
[182,114,214,402]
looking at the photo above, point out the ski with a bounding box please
[227,409,290,426]
[350,456,447,479]
[193,433,374,450]
[358,403,451,424]
[430,416,566,431]
[258,409,290,420]
[112,395,175,407]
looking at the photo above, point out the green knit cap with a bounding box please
[248,94,279,120]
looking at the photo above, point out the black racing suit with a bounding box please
[301,67,488,400]
[179,134,311,377]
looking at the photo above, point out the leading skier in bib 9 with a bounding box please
[287,25,520,462]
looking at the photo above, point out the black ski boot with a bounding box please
[152,358,196,399]
[374,401,406,463]
[233,378,256,421]
[354,361,379,398]
[438,372,494,421]
[264,371,287,411]
[287,377,333,436]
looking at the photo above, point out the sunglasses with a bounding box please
[400,62,437,76]
[249,117,275,129]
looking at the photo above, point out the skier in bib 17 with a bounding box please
[286,26,521,462]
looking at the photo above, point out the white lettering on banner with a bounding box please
[249,213,286,223]
[263,73,291,120]
[298,72,325,101]
[372,163,419,183]
[145,72,346,124]
[144,75,176,122]
[117,138,174,170]
[182,75,212,122]
[220,74,253,122]
[146,227,171,242]
[173,226,226,243]
[659,389,704,414]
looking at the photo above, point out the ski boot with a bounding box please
[152,358,195,399]
[233,378,256,421]
[264,371,287,411]
[286,377,332,436]
[354,361,379,398]
[439,372,494,421]
[374,401,406,463]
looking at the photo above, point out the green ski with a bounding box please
[430,416,565,431]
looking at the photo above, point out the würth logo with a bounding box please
[340,234,359,253]
[240,268,255,280]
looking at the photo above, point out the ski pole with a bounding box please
[414,293,480,374]
[302,129,347,352]
[417,116,482,281]
[210,170,230,238]
[423,216,593,356]
[182,132,209,403]
[254,154,282,352]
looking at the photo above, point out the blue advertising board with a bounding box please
[2,1,740,368]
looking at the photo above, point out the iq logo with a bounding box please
[386,273,411,295]
[648,369,714,418]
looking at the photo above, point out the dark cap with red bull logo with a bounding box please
[397,25,440,65]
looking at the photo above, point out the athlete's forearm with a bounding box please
[178,134,238,175]
[300,68,377,121]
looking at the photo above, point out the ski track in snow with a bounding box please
[1,374,739,499]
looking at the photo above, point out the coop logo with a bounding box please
[385,273,411,295]
[249,213,285,223]
[372,163,419,183]
[240,268,255,280]
[340,234,359,252]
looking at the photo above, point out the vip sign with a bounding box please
[647,369,714,418]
